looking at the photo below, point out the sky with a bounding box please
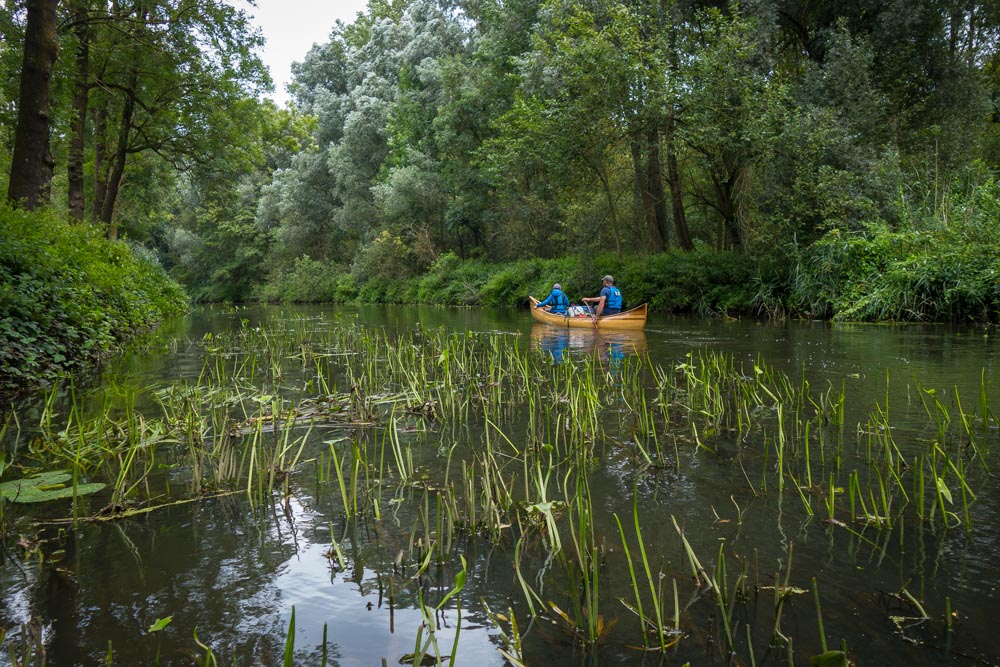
[244,0,369,106]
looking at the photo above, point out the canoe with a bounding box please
[528,296,648,330]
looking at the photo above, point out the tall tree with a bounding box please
[67,0,267,237]
[66,0,90,220]
[6,0,59,209]
[680,6,773,249]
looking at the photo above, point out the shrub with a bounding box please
[0,204,188,394]
[259,256,346,303]
[792,179,1000,321]
[351,231,419,286]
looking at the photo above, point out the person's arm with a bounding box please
[536,292,553,308]
[594,295,606,316]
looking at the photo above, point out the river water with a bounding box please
[1,304,998,666]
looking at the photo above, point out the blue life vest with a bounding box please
[605,286,622,312]
[539,289,569,314]
[557,291,569,309]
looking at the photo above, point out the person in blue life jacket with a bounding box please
[535,283,570,315]
[582,275,623,316]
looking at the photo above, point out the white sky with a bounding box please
[245,0,369,106]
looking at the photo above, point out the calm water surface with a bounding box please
[1,304,998,666]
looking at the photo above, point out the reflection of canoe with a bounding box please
[528,296,648,330]
[530,325,647,357]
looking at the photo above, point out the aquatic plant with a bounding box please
[2,314,995,666]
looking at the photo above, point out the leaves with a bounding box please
[935,477,953,504]
[0,470,105,504]
[810,650,851,667]
[148,616,173,633]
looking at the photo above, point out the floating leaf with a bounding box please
[810,650,850,667]
[0,470,105,503]
[148,616,173,633]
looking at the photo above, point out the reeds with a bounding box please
[2,313,994,666]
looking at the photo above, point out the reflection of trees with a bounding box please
[5,314,1000,666]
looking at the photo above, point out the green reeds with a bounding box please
[7,312,997,667]
[613,489,677,652]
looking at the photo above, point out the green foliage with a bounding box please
[0,205,187,393]
[351,231,422,286]
[792,180,1000,321]
[258,247,776,316]
[0,469,105,503]
[413,252,492,306]
[581,250,774,317]
[258,256,353,303]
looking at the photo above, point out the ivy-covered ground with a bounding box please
[0,204,188,395]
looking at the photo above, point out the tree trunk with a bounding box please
[68,7,91,221]
[665,111,693,250]
[646,126,671,249]
[663,19,692,251]
[630,135,664,252]
[595,162,623,259]
[713,174,742,249]
[7,0,59,209]
[101,70,138,239]
[92,105,109,224]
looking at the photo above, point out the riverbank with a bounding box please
[258,214,1000,323]
[0,205,188,396]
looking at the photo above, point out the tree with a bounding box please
[61,0,267,237]
[6,0,58,209]
[679,6,773,249]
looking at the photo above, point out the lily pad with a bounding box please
[0,470,105,504]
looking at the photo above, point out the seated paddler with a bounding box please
[581,275,623,316]
[535,283,570,315]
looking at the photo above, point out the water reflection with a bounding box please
[529,324,647,364]
[3,306,999,666]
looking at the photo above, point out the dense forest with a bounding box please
[2,0,1000,386]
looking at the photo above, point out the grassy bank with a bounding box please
[0,205,188,395]
[260,248,781,317]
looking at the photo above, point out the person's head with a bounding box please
[602,275,614,285]
[553,283,562,291]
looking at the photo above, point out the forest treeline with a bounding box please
[2,0,1000,364]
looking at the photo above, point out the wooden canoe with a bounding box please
[528,296,648,330]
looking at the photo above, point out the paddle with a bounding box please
[581,298,599,327]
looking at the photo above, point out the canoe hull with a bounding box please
[528,296,648,330]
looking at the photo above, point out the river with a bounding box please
[1,304,997,666]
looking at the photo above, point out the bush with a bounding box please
[415,253,492,305]
[351,231,419,286]
[792,179,1000,321]
[258,256,348,303]
[254,247,780,316]
[0,204,188,393]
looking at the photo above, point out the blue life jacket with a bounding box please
[605,286,622,312]
[538,289,569,314]
[553,290,569,313]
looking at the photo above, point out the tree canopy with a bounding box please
[2,0,999,317]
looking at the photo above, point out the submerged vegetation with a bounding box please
[1,315,995,664]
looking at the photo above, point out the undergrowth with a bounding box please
[0,205,188,394]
